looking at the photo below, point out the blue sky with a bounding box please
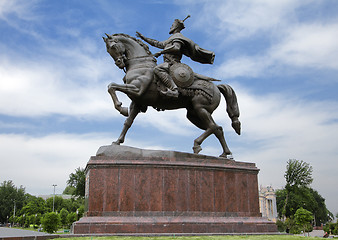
[1,0,338,216]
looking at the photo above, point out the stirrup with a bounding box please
[161,88,179,98]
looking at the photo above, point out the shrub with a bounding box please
[289,224,302,234]
[41,212,61,233]
[294,207,313,236]
[333,224,338,235]
[324,222,337,234]
[276,219,286,232]
[60,208,69,227]
[66,212,77,227]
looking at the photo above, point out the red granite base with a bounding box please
[72,145,277,234]
[73,216,277,234]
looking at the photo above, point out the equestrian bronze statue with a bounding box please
[103,16,241,158]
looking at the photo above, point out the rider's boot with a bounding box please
[162,88,179,97]
[156,71,179,97]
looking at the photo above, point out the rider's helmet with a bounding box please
[169,15,190,34]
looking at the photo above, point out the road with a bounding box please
[0,227,50,237]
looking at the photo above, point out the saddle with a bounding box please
[155,62,216,101]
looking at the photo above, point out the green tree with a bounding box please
[276,181,332,225]
[277,187,316,218]
[284,218,301,234]
[309,188,332,226]
[34,213,42,227]
[0,180,26,223]
[21,195,46,215]
[294,207,313,236]
[46,196,65,213]
[66,167,85,198]
[62,186,75,195]
[66,212,77,227]
[42,212,60,233]
[59,208,69,227]
[24,214,30,228]
[77,205,84,219]
[282,159,313,218]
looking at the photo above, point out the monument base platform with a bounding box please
[74,216,276,234]
[73,145,277,234]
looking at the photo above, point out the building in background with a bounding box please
[259,185,278,222]
[37,194,72,200]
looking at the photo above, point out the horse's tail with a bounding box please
[217,84,241,135]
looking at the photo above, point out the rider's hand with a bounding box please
[153,52,161,58]
[136,31,143,39]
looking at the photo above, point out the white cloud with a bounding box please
[180,0,306,39]
[1,80,338,213]
[0,0,37,22]
[136,108,196,136]
[215,22,338,79]
[1,0,338,217]
[214,85,338,215]
[215,56,269,79]
[271,23,338,70]
[181,0,338,78]
[0,133,111,195]
[0,44,124,119]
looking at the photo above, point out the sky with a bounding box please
[0,0,337,217]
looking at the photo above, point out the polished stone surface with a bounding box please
[73,145,277,234]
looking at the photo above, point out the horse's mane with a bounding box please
[113,33,152,55]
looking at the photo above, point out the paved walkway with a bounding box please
[296,229,325,237]
[0,227,50,237]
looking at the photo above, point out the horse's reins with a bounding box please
[123,55,157,72]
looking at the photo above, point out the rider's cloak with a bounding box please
[167,33,215,64]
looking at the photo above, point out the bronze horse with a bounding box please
[103,33,241,158]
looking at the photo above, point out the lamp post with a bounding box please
[52,184,57,212]
[12,200,16,226]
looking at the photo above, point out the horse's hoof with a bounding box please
[112,141,121,145]
[193,144,202,154]
[219,152,233,159]
[120,107,129,117]
[232,120,241,135]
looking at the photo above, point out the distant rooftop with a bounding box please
[37,194,73,200]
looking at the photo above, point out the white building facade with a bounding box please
[259,185,278,222]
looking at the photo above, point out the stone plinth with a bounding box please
[72,145,277,234]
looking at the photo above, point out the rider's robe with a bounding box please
[167,33,215,64]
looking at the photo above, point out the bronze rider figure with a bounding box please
[136,15,215,98]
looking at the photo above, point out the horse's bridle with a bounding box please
[106,37,156,72]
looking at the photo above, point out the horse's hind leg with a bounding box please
[214,126,232,158]
[189,106,231,158]
[187,110,212,154]
[114,101,140,145]
[193,128,213,154]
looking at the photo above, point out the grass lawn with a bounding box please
[60,235,318,240]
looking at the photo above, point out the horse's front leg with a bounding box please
[108,83,131,117]
[113,101,141,145]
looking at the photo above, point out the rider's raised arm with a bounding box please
[136,31,165,49]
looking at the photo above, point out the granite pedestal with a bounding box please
[72,145,277,234]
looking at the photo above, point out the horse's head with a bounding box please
[103,33,154,71]
[103,34,127,69]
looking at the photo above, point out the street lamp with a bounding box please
[12,200,16,226]
[52,184,57,212]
